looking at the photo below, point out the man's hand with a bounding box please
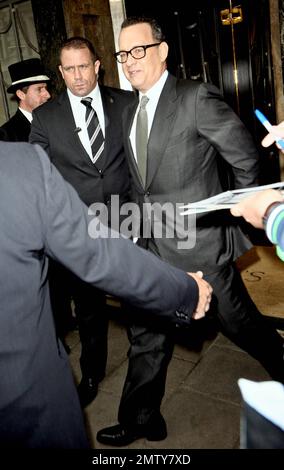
[188,271,213,319]
[230,189,283,228]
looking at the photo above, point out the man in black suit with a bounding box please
[0,140,212,448]
[29,37,136,408]
[97,17,284,447]
[0,58,50,141]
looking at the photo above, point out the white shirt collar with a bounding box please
[130,70,168,161]
[67,84,101,107]
[19,107,33,123]
[138,69,168,103]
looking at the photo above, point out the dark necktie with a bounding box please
[136,95,149,185]
[81,97,104,164]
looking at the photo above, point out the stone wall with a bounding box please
[62,0,119,88]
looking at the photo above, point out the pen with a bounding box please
[254,109,284,149]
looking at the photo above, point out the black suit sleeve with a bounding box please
[196,83,259,189]
[34,144,198,325]
[30,110,51,155]
[0,126,8,141]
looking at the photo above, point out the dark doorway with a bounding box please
[124,0,280,183]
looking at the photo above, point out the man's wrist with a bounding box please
[262,201,284,230]
[263,201,284,243]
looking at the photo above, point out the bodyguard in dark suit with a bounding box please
[0,58,50,141]
[0,108,31,142]
[0,141,211,448]
[97,17,284,447]
[29,37,136,408]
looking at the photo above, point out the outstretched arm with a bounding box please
[32,144,212,326]
[230,189,283,229]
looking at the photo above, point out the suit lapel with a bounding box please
[100,87,112,168]
[124,77,178,191]
[58,91,91,163]
[146,75,178,188]
[124,98,145,191]
[15,110,31,140]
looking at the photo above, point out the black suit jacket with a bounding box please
[30,86,135,208]
[0,109,31,142]
[123,74,259,273]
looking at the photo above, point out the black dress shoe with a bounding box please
[77,377,99,408]
[96,414,167,446]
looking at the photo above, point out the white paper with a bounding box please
[238,378,284,431]
[180,181,284,215]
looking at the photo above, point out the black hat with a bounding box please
[7,58,50,94]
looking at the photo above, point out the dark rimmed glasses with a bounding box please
[114,43,161,63]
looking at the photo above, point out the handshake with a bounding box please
[188,271,213,319]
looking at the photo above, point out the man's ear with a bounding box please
[159,41,169,62]
[16,89,26,101]
[94,60,100,76]
[58,65,64,79]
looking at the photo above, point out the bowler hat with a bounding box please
[7,58,50,93]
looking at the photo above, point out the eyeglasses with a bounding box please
[114,43,161,63]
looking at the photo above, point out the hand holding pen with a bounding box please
[255,109,284,152]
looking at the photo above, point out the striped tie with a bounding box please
[81,97,104,164]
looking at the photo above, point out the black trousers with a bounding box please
[49,261,109,382]
[118,261,284,427]
[71,275,109,381]
[49,260,74,339]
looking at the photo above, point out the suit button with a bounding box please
[145,191,150,196]
[175,310,188,320]
[98,169,103,178]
